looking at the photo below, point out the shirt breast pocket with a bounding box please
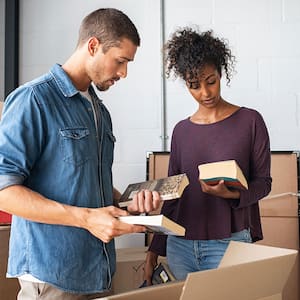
[59,128,92,166]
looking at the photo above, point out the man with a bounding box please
[0,8,160,300]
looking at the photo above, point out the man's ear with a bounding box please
[87,37,100,56]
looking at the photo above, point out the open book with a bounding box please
[118,214,185,236]
[198,160,248,190]
[118,173,189,208]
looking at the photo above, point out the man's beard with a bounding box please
[95,77,119,91]
[95,83,109,92]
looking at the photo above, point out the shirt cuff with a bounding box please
[0,174,24,191]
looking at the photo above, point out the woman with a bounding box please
[144,27,272,284]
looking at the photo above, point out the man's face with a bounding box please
[87,38,138,91]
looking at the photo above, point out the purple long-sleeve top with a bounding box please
[149,107,272,256]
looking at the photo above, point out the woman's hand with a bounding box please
[143,251,159,286]
[199,180,240,199]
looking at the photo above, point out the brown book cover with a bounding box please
[198,160,248,190]
[118,214,185,236]
[118,173,189,208]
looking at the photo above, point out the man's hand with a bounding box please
[82,206,147,243]
[127,190,161,214]
[0,185,155,244]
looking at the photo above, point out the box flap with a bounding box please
[260,152,298,217]
[115,247,147,262]
[178,242,297,300]
[98,281,184,300]
[180,255,295,300]
[259,194,298,217]
[219,241,297,267]
[99,242,297,300]
[267,153,298,196]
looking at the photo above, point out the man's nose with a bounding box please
[117,64,128,78]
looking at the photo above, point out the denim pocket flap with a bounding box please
[60,128,90,140]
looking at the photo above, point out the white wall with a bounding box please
[18,0,300,247]
[164,0,300,151]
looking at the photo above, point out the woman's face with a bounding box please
[186,64,221,108]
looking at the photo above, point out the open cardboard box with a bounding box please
[97,241,297,300]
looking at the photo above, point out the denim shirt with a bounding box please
[0,64,116,294]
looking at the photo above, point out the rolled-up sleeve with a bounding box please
[0,86,44,190]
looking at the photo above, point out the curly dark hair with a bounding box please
[164,27,235,85]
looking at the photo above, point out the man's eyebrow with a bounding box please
[120,56,133,62]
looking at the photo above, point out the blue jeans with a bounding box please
[166,229,252,280]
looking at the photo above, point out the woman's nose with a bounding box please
[201,86,210,98]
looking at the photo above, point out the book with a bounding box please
[118,173,189,208]
[151,262,176,284]
[0,211,12,224]
[198,160,248,190]
[118,214,186,236]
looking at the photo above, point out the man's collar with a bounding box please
[49,64,79,98]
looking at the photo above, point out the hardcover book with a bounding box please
[118,214,186,236]
[198,160,248,190]
[118,173,189,208]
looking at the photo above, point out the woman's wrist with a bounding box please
[228,189,241,199]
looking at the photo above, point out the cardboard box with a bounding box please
[112,247,167,294]
[147,152,170,181]
[112,247,147,294]
[98,241,297,300]
[145,151,300,299]
[258,152,299,300]
[0,226,20,299]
